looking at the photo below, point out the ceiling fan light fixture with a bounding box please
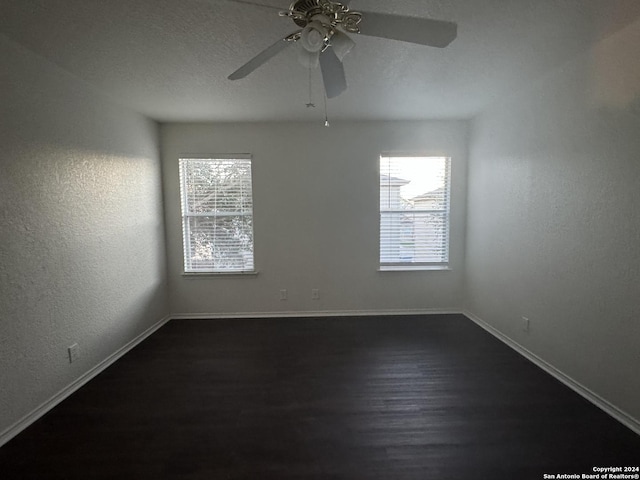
[300,20,329,52]
[310,13,332,25]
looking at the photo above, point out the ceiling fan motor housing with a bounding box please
[288,0,360,32]
[290,0,324,27]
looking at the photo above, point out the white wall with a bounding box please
[161,121,468,315]
[0,35,168,438]
[465,19,640,423]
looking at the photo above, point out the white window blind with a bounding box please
[380,155,451,269]
[179,157,254,273]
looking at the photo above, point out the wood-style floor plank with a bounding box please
[1,315,638,479]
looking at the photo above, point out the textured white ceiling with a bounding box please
[1,0,639,122]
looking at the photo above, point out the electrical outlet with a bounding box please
[280,289,287,301]
[311,289,319,300]
[68,343,80,363]
[522,316,530,333]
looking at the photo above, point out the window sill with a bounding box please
[378,266,451,272]
[182,271,259,277]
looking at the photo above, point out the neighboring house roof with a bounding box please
[380,174,410,186]
[411,187,445,203]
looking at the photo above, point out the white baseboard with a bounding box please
[463,310,640,436]
[0,315,171,448]
[14,310,631,450]
[170,308,462,320]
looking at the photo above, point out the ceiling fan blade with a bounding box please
[223,0,350,11]
[222,0,282,11]
[358,11,457,48]
[319,47,347,99]
[228,34,298,80]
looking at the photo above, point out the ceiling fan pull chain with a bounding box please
[324,92,330,127]
[306,65,316,108]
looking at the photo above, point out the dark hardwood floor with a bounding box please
[1,314,638,479]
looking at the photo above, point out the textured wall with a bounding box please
[0,35,168,435]
[161,121,468,315]
[465,19,640,421]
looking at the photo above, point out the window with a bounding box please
[179,157,254,273]
[379,155,451,270]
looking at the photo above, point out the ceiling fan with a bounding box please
[227,0,457,99]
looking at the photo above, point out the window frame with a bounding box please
[178,155,256,275]
[378,154,452,272]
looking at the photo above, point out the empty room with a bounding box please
[1,0,639,478]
